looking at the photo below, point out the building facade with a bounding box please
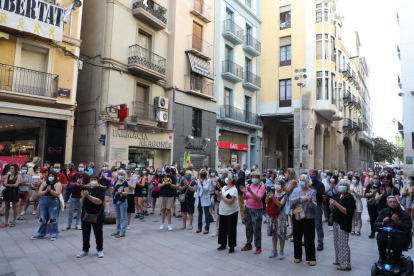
[74,0,172,169]
[260,0,373,173]
[214,0,262,169]
[0,0,82,168]
[167,0,217,170]
[399,0,414,175]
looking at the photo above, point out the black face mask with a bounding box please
[390,206,399,212]
[180,172,185,176]
[200,174,207,178]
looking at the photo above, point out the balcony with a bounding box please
[185,74,213,98]
[190,0,211,23]
[221,60,243,83]
[280,21,291,30]
[356,98,361,109]
[0,63,59,98]
[315,99,341,121]
[243,34,261,57]
[127,45,166,80]
[187,34,213,60]
[341,63,357,84]
[132,0,167,30]
[219,105,260,128]
[222,19,244,45]
[358,131,374,148]
[242,71,261,91]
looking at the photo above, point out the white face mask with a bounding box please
[352,180,357,184]
[90,180,98,187]
[275,185,281,191]
[225,177,229,184]
[369,172,374,176]
[103,166,107,170]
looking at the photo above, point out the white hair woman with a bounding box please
[110,170,129,238]
[217,172,239,253]
[289,174,317,266]
[330,179,356,271]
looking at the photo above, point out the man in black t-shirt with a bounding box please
[158,168,177,231]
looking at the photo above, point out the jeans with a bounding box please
[82,212,105,252]
[315,204,324,246]
[67,198,82,227]
[148,186,153,205]
[37,197,60,238]
[114,201,128,235]
[197,200,210,231]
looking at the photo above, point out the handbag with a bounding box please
[399,196,407,207]
[82,206,102,223]
[294,206,305,220]
[58,193,65,211]
[266,193,286,217]
[178,186,188,203]
[328,213,334,226]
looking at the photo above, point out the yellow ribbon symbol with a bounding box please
[0,13,7,25]
[17,18,24,30]
[34,23,40,34]
[49,27,55,38]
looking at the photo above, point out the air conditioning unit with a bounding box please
[156,109,168,122]
[154,97,169,110]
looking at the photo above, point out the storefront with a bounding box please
[218,130,249,168]
[109,124,172,169]
[0,114,67,172]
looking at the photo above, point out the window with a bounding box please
[20,44,49,94]
[279,79,292,107]
[324,9,328,22]
[397,45,401,59]
[280,36,291,66]
[316,3,322,8]
[192,109,202,137]
[192,22,203,52]
[245,58,251,73]
[226,9,233,20]
[331,36,335,62]
[280,6,291,29]
[338,51,342,71]
[245,96,251,122]
[245,0,252,9]
[225,45,232,61]
[246,24,252,36]
[324,34,328,59]
[225,87,231,106]
[331,74,335,104]
[21,44,48,72]
[316,71,322,100]
[134,84,149,117]
[338,86,342,111]
[316,11,322,23]
[397,12,399,24]
[316,34,322,60]
[138,31,151,50]
[325,71,329,100]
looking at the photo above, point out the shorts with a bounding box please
[160,196,174,210]
[135,186,148,198]
[105,189,110,197]
[180,197,195,214]
[151,191,160,198]
[19,191,29,200]
[127,194,136,213]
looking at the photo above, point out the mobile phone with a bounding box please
[226,193,232,199]
[266,186,275,193]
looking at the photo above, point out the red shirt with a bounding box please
[69,173,90,198]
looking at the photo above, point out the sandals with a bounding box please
[333,262,340,265]
[203,231,209,235]
[17,217,24,220]
[350,231,355,235]
[294,259,302,263]
[181,225,186,230]
[111,232,120,236]
[187,226,193,230]
[115,234,125,238]
[9,222,16,227]
[309,261,316,266]
[337,266,352,271]
[196,229,202,233]
[355,231,361,236]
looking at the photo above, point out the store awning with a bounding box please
[186,52,214,80]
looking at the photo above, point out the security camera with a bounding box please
[309,126,313,130]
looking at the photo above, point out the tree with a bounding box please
[373,137,398,163]
[396,147,404,162]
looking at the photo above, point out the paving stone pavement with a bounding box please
[0,199,412,276]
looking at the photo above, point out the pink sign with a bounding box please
[0,157,26,176]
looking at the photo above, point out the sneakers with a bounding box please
[269,250,278,258]
[217,245,227,251]
[212,231,219,237]
[32,211,37,215]
[173,213,176,217]
[76,225,82,230]
[254,248,262,254]
[279,252,285,260]
[98,251,104,258]
[229,247,235,253]
[62,226,71,231]
[144,211,148,216]
[77,251,89,258]
[140,214,144,221]
[159,224,165,230]
[134,213,141,219]
[330,227,334,231]
[50,237,56,241]
[21,211,25,216]
[241,245,253,251]
[31,236,44,240]
[369,232,375,239]
[127,226,131,230]
[168,225,173,231]
[0,223,9,228]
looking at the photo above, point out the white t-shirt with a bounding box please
[219,186,239,216]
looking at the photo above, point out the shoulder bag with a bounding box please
[83,206,103,223]
[178,186,188,203]
[266,193,286,217]
[293,191,310,220]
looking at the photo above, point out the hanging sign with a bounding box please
[0,0,67,41]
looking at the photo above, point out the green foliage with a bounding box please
[373,137,399,163]
[396,147,404,162]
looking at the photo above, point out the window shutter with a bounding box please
[280,36,291,46]
[280,5,291,13]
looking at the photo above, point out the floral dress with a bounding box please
[267,192,288,240]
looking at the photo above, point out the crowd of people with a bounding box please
[0,161,413,270]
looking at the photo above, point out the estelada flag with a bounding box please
[183,151,191,169]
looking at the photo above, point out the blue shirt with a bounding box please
[265,179,275,187]
[180,179,196,199]
[289,188,317,219]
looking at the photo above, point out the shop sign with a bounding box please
[218,141,248,151]
[57,88,70,98]
[112,147,127,160]
[0,0,67,41]
[231,154,237,165]
[113,129,171,149]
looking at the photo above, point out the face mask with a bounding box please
[149,169,153,173]
[309,175,317,181]
[252,179,259,184]
[118,175,124,180]
[103,166,107,170]
[189,167,193,170]
[299,181,306,188]
[390,206,399,212]
[373,179,379,184]
[179,172,185,176]
[225,177,229,184]
[266,174,270,178]
[21,170,27,174]
[48,177,55,182]
[78,168,84,172]
[352,180,357,184]
[275,184,281,191]
[327,176,331,180]
[157,172,161,175]
[90,180,98,187]
[330,178,335,183]
[219,174,223,179]
[126,170,131,174]
[211,173,215,177]
[323,173,327,177]
[36,171,40,173]
[200,173,207,178]
[54,169,60,173]
[251,166,255,170]
[142,171,147,175]
[339,173,342,176]
[408,181,411,185]
[185,176,191,181]
[277,171,280,174]
[338,186,347,193]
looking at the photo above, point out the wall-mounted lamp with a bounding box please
[187,135,194,140]
[204,138,211,142]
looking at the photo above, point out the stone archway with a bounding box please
[343,137,352,172]
[323,128,331,170]
[314,124,323,170]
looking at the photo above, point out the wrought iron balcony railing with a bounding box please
[188,34,213,60]
[244,71,261,88]
[191,0,211,23]
[185,74,213,98]
[128,45,166,76]
[244,34,261,53]
[222,60,243,79]
[219,105,258,125]
[0,63,59,98]
[222,19,244,41]
[132,100,156,120]
[133,0,167,24]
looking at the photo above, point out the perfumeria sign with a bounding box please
[113,129,171,149]
[0,0,66,41]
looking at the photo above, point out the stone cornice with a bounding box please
[62,35,82,47]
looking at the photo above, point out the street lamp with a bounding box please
[295,67,307,169]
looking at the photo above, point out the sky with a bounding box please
[337,0,402,138]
